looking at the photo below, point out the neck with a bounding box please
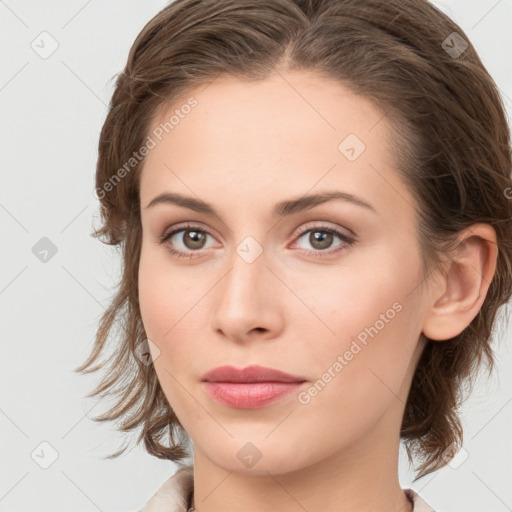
[190,413,412,512]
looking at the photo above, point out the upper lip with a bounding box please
[201,365,307,383]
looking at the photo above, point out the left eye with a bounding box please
[293,225,355,255]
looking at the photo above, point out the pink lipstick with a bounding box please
[201,364,307,409]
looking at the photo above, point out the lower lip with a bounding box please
[202,381,305,409]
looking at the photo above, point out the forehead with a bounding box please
[139,70,413,222]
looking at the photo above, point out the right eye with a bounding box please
[159,223,217,259]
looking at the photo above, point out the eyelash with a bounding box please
[158,222,356,260]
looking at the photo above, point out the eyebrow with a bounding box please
[145,190,377,217]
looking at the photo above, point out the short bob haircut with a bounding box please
[77,0,512,479]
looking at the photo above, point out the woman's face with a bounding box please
[138,70,432,474]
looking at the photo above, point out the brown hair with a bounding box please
[76,0,512,478]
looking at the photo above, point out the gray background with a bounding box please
[1,1,511,511]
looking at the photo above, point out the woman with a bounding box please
[77,0,512,510]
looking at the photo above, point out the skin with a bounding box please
[137,70,497,512]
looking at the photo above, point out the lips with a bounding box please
[201,365,308,409]
[201,364,307,383]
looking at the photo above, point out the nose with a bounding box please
[210,239,284,344]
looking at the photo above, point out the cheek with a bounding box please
[294,286,419,443]
[138,243,208,367]
[138,252,167,339]
[138,243,182,353]
[138,252,200,412]
[293,263,409,347]
[295,245,423,386]
[138,239,187,333]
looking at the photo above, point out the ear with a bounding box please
[422,223,498,341]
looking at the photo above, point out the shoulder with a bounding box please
[404,488,436,512]
[138,465,194,512]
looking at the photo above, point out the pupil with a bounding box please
[312,231,332,249]
[186,230,205,249]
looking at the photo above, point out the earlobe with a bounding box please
[421,224,498,341]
